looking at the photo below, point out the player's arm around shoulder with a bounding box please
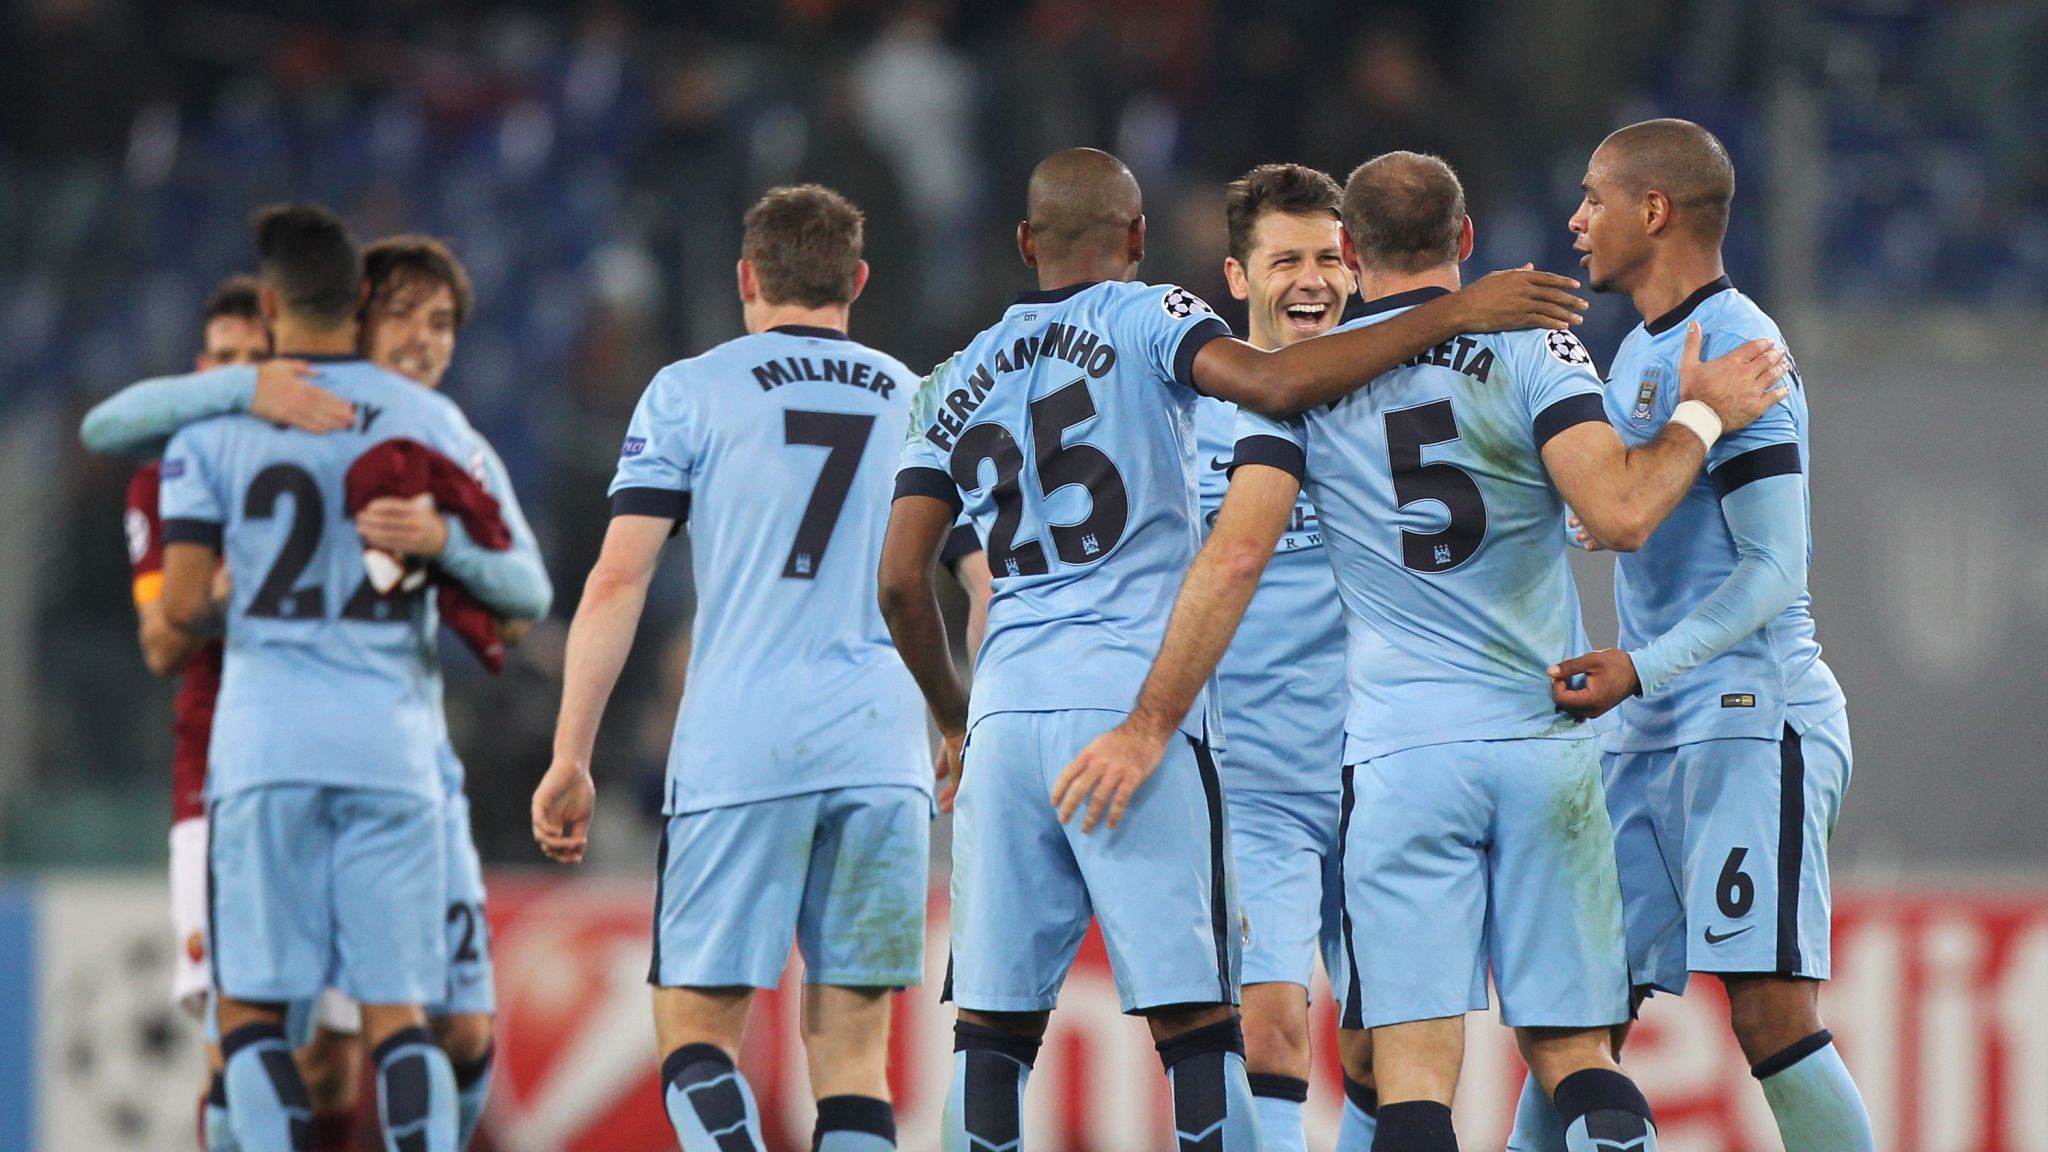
[1191,266,1588,416]
[1054,456,1300,833]
[1543,322,1789,550]
[79,360,349,458]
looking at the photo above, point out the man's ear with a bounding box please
[1642,190,1673,238]
[848,260,870,304]
[1340,229,1363,279]
[1127,215,1146,266]
[1223,257,1251,302]
[736,258,759,304]
[1017,220,1037,269]
[1457,216,1475,262]
[259,284,282,323]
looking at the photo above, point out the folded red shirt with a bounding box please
[344,438,513,673]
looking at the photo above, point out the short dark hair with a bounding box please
[202,274,265,326]
[741,185,865,308]
[1597,118,1736,241]
[1224,164,1342,265]
[363,234,474,327]
[252,203,362,325]
[1341,152,1466,274]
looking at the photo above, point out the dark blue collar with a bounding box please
[1355,285,1453,317]
[1010,281,1101,307]
[1645,276,1735,336]
[284,353,363,364]
[767,324,852,341]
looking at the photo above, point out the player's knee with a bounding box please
[1337,1028,1375,1087]
[430,1012,494,1066]
[1142,1002,1237,1045]
[295,1033,364,1112]
[1724,976,1823,1065]
[1238,1000,1310,1076]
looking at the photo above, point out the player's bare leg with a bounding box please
[430,1012,496,1148]
[1369,1016,1463,1149]
[1335,1026,1377,1152]
[294,1026,363,1152]
[215,997,313,1152]
[1723,975,1873,1152]
[1240,982,1316,1152]
[655,986,766,1152]
[1518,1026,1659,1152]
[803,986,897,1151]
[359,1002,459,1152]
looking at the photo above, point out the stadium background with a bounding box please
[0,0,2043,1149]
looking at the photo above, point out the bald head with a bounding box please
[1341,151,1466,274]
[1025,148,1144,261]
[1594,118,1735,241]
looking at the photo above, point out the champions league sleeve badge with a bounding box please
[1162,286,1213,319]
[1545,329,1592,366]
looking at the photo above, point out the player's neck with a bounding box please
[1033,256,1135,293]
[271,317,358,357]
[745,301,851,336]
[1630,249,1727,327]
[1359,265,1461,303]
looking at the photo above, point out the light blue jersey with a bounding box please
[1234,287,1612,763]
[1197,398,1344,793]
[1603,278,1844,751]
[896,280,1233,739]
[611,325,928,813]
[159,357,495,802]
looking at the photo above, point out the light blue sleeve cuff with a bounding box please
[438,517,553,621]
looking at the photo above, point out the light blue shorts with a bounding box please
[1225,787,1344,995]
[1340,737,1629,1030]
[429,788,494,1018]
[1605,710,1851,997]
[649,785,930,989]
[947,709,1239,1015]
[208,785,447,1007]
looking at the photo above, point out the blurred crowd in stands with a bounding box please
[6,0,2043,863]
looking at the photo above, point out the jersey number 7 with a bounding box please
[782,409,876,580]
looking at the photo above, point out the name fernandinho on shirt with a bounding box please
[922,322,1121,451]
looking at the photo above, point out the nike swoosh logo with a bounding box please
[1209,455,1232,472]
[1704,925,1754,945]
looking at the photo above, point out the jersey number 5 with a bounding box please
[243,463,419,621]
[1385,399,1488,573]
[947,378,1129,577]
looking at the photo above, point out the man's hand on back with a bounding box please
[1448,265,1589,333]
[250,359,355,434]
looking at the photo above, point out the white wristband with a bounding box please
[1669,399,1722,450]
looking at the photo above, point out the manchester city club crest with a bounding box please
[1632,365,1666,422]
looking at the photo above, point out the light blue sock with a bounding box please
[816,1094,896,1152]
[450,1045,493,1149]
[220,1022,310,1152]
[1336,1076,1377,1152]
[945,1023,1038,1152]
[375,1026,460,1152]
[1555,1068,1657,1152]
[1507,1072,1569,1152]
[1247,1075,1307,1152]
[662,1043,765,1152]
[1157,1020,1261,1152]
[1754,1032,1875,1152]
[205,1072,242,1152]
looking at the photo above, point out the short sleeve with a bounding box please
[1230,408,1306,481]
[896,357,964,511]
[1118,284,1233,395]
[609,366,697,522]
[940,510,982,567]
[157,425,225,549]
[1701,326,1801,478]
[1514,329,1608,450]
